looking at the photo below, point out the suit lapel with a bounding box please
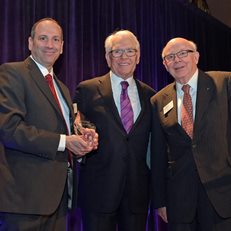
[162,83,178,126]
[53,75,75,131]
[97,74,124,130]
[161,83,189,137]
[194,70,215,136]
[131,79,146,132]
[54,75,73,115]
[25,57,68,119]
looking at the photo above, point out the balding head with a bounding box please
[161,37,200,84]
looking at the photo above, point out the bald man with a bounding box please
[151,37,231,231]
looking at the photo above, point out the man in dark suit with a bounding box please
[73,30,155,231]
[0,18,97,230]
[151,37,231,231]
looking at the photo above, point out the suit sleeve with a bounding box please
[73,82,88,115]
[150,97,168,209]
[228,76,231,114]
[0,63,60,159]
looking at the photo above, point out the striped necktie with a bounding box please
[181,84,193,138]
[120,81,134,133]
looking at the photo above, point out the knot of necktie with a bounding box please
[182,84,190,94]
[45,73,53,83]
[121,81,129,91]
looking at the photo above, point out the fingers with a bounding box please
[66,132,98,155]
[66,135,94,156]
[81,128,99,148]
[157,207,168,223]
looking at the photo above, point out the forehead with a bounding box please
[164,40,193,54]
[35,21,62,37]
[111,35,136,48]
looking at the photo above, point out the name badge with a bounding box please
[163,100,173,115]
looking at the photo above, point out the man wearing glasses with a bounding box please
[151,37,231,230]
[73,30,155,231]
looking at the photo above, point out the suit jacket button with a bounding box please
[192,144,197,148]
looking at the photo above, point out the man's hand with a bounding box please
[66,134,97,157]
[157,207,168,223]
[81,127,98,150]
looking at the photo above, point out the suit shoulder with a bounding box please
[0,60,31,85]
[206,71,231,79]
[136,79,156,94]
[77,75,105,88]
[0,60,25,72]
[151,83,174,103]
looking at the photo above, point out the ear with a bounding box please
[194,51,200,64]
[163,60,169,72]
[136,51,140,64]
[28,37,33,51]
[105,53,111,68]
[60,41,64,54]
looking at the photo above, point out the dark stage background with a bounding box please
[1,0,231,230]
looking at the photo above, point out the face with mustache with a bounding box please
[162,38,200,84]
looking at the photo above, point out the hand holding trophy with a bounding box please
[74,110,98,152]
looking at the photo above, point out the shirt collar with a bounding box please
[176,69,198,94]
[110,71,135,88]
[30,55,54,77]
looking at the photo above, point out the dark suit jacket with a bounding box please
[0,57,75,215]
[74,73,155,213]
[151,70,231,222]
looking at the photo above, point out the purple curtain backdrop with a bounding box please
[1,0,231,230]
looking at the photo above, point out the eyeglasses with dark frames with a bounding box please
[109,48,137,58]
[163,50,195,63]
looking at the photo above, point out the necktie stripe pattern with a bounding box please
[120,81,134,133]
[181,84,193,138]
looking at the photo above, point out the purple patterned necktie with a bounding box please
[181,84,193,138]
[120,81,134,133]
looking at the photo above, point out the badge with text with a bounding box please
[163,100,173,115]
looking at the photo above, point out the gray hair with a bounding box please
[104,30,140,54]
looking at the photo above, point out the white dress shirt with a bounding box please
[30,55,70,151]
[176,69,198,125]
[110,71,141,122]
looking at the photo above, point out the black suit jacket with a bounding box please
[151,70,231,222]
[74,73,155,213]
[0,57,75,215]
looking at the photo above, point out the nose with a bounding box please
[121,51,128,58]
[174,55,181,62]
[46,39,54,48]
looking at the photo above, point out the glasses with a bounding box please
[163,50,194,63]
[109,48,137,58]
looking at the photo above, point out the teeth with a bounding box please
[175,66,184,70]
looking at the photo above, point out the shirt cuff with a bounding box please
[58,134,66,151]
